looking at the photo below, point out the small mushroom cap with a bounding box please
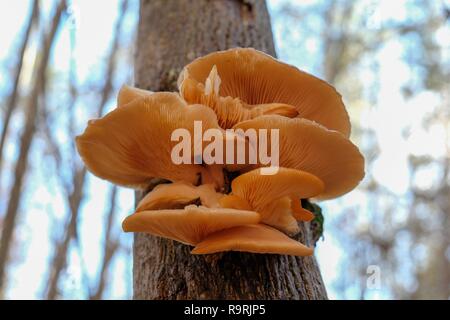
[117,85,153,107]
[136,182,222,211]
[122,205,261,246]
[233,116,365,199]
[219,195,300,234]
[222,167,323,233]
[191,224,313,256]
[179,48,350,136]
[76,92,222,189]
[231,167,324,208]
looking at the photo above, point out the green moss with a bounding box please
[301,199,324,241]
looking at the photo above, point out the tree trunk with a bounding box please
[133,0,327,300]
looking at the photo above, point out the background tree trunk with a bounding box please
[0,0,39,184]
[0,0,66,295]
[44,0,129,299]
[133,0,327,299]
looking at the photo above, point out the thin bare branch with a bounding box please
[90,186,120,300]
[0,0,40,185]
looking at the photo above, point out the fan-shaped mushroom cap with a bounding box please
[76,92,223,189]
[191,224,313,256]
[179,65,298,128]
[122,205,260,246]
[136,182,222,211]
[231,167,324,207]
[233,116,365,199]
[218,195,312,234]
[117,85,153,107]
[179,48,350,136]
[219,167,323,234]
[260,196,300,235]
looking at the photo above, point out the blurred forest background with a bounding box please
[0,0,448,299]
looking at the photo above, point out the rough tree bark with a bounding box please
[133,0,328,299]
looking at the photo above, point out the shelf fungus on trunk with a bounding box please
[219,167,324,235]
[75,48,365,258]
[178,48,350,135]
[136,181,222,211]
[122,182,314,255]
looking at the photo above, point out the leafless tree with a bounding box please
[90,186,120,300]
[0,0,66,296]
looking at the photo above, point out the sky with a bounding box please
[0,0,449,299]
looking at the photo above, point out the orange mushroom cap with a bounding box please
[136,181,222,211]
[191,224,313,256]
[233,115,365,199]
[221,167,323,234]
[179,65,298,128]
[231,167,324,208]
[122,205,260,246]
[76,92,223,189]
[178,48,350,136]
[259,196,300,235]
[219,194,252,211]
[117,85,153,107]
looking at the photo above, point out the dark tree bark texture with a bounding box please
[133,0,328,300]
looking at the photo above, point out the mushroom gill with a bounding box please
[233,115,365,199]
[136,181,222,211]
[219,167,324,234]
[179,65,298,128]
[191,224,313,256]
[178,48,350,135]
[117,85,153,107]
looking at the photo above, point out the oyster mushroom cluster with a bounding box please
[76,48,364,256]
